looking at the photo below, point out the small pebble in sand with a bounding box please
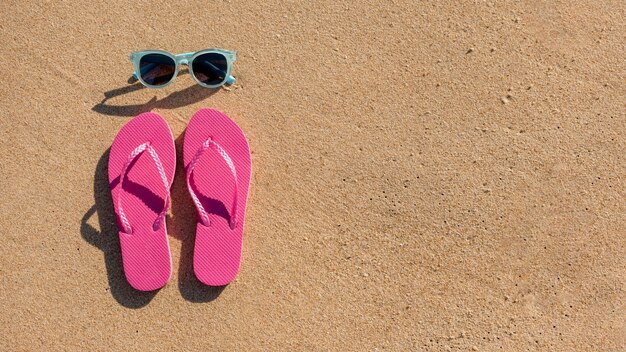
[472,346,479,351]
[500,96,510,104]
[466,47,474,54]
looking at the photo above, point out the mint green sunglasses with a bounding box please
[129,48,236,89]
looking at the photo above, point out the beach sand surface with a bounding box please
[0,1,624,351]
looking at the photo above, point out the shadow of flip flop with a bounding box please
[79,148,159,308]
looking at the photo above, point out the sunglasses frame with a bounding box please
[129,48,237,89]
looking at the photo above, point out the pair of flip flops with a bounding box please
[108,108,251,291]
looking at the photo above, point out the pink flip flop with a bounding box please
[108,112,176,291]
[184,108,252,286]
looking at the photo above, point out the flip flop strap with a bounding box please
[186,138,239,229]
[117,142,170,234]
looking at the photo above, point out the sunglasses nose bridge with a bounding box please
[178,58,189,66]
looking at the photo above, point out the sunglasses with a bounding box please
[129,49,236,89]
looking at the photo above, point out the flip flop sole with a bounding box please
[184,108,251,286]
[108,113,175,291]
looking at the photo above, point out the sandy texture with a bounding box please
[0,1,624,351]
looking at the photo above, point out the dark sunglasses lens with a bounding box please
[192,53,228,86]
[138,54,176,86]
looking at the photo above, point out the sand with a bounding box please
[0,1,624,351]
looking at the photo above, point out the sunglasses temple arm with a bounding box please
[202,61,236,85]
[132,70,235,85]
[131,62,160,81]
